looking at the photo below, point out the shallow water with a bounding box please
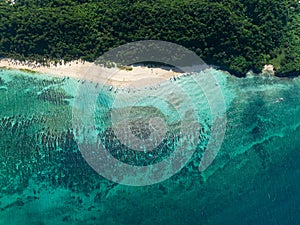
[0,68,299,224]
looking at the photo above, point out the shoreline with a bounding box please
[0,58,182,87]
[2,58,297,88]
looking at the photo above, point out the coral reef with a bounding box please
[38,87,73,105]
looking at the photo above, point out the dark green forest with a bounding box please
[0,0,300,76]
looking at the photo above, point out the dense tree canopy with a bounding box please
[0,0,299,76]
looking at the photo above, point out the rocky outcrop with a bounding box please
[262,64,275,76]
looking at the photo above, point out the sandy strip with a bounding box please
[0,58,181,87]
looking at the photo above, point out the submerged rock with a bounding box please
[38,87,73,105]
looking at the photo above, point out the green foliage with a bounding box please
[0,0,299,76]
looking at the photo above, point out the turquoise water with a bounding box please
[0,68,299,224]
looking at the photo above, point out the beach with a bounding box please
[0,58,181,87]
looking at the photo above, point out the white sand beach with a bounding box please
[0,58,181,87]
